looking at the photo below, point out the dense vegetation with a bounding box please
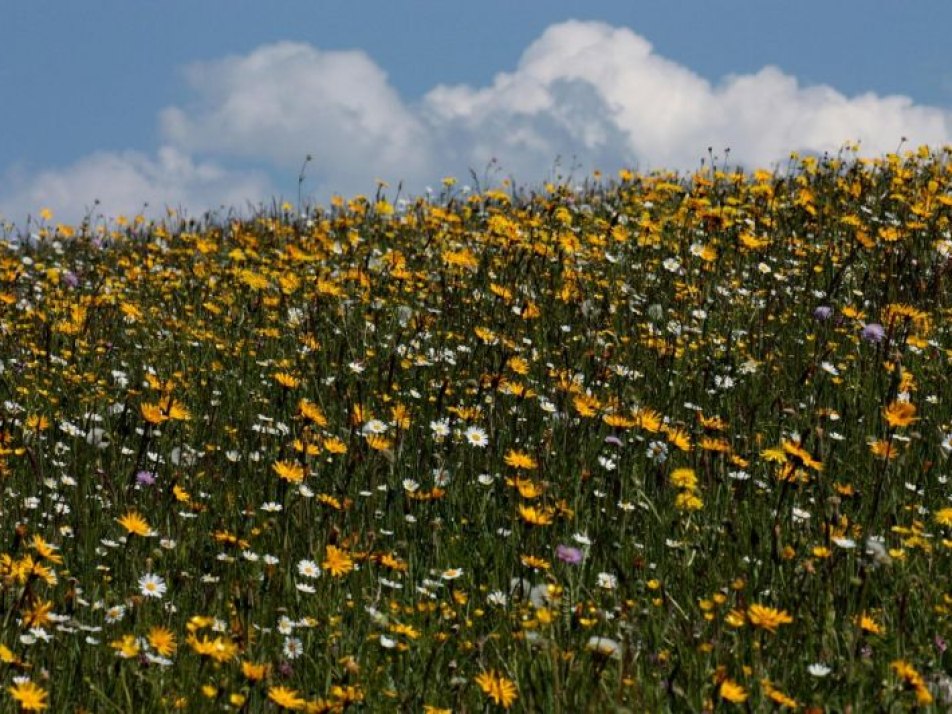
[2,146,952,711]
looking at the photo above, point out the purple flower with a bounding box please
[556,545,584,565]
[813,305,833,321]
[860,322,885,343]
[135,470,157,486]
[603,435,624,448]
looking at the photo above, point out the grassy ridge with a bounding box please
[1,147,952,711]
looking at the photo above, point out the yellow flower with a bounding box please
[747,604,793,633]
[267,686,306,710]
[323,436,348,454]
[273,460,305,484]
[504,449,538,470]
[761,679,798,709]
[868,438,899,459]
[166,399,191,421]
[148,626,177,656]
[8,680,48,711]
[934,508,952,527]
[117,510,152,537]
[187,634,238,662]
[718,678,747,703]
[520,554,551,570]
[724,609,746,628]
[883,400,917,428]
[30,535,63,564]
[474,670,518,709]
[239,269,269,291]
[855,611,885,635]
[274,372,300,389]
[634,407,663,432]
[510,477,544,499]
[111,634,141,659]
[365,434,393,451]
[675,491,703,511]
[140,402,169,425]
[298,399,328,426]
[322,545,354,577]
[517,505,554,526]
[665,427,692,451]
[241,660,270,681]
[670,468,698,490]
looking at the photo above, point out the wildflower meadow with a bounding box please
[1,146,952,711]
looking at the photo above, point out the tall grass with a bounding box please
[1,147,951,711]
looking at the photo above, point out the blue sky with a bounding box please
[3,1,951,224]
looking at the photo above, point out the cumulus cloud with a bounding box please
[4,20,952,224]
[156,19,952,189]
[160,42,433,194]
[422,21,952,176]
[0,147,272,226]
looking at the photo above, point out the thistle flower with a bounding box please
[860,322,885,343]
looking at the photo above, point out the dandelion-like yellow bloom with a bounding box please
[934,508,952,527]
[761,679,798,709]
[267,686,306,710]
[718,678,747,703]
[747,604,793,633]
[117,510,152,537]
[855,612,885,635]
[272,460,305,483]
[475,670,518,709]
[868,439,898,460]
[298,399,328,426]
[111,634,141,659]
[241,660,270,681]
[7,680,48,711]
[323,545,355,577]
[140,402,169,425]
[675,491,704,511]
[274,371,300,388]
[670,468,698,490]
[148,626,177,656]
[323,436,348,454]
[520,554,551,570]
[883,400,917,428]
[504,449,538,470]
[517,505,553,526]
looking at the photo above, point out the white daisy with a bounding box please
[463,425,489,447]
[138,573,167,599]
[430,419,451,439]
[283,636,304,660]
[296,559,321,579]
[362,419,388,435]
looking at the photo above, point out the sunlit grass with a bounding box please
[1,145,952,710]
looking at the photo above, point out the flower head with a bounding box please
[860,322,885,343]
[138,573,167,599]
[8,680,48,711]
[474,670,518,709]
[555,545,583,565]
[747,604,793,632]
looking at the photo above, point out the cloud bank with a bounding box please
[3,20,951,224]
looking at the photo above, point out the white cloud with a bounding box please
[422,20,952,177]
[4,20,951,225]
[160,42,433,195]
[0,147,271,226]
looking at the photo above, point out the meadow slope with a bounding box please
[1,148,952,711]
